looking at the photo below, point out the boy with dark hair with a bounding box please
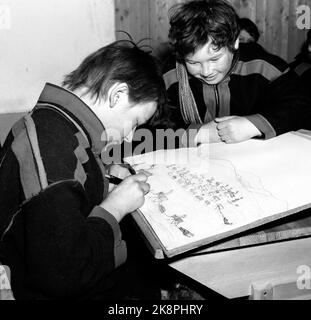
[0,40,166,299]
[163,0,311,144]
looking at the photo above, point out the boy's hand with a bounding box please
[100,173,150,222]
[108,164,132,179]
[195,121,222,145]
[107,164,132,192]
[215,116,262,143]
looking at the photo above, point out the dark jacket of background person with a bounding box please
[290,30,311,93]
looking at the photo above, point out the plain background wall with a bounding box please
[0,0,115,114]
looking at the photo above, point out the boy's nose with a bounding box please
[201,63,212,77]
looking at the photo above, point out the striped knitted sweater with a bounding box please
[0,84,127,299]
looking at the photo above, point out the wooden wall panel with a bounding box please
[115,0,311,62]
[265,0,285,58]
[149,0,179,55]
[115,0,150,44]
[288,0,310,61]
[280,0,291,60]
[230,0,257,20]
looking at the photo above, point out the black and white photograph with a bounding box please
[0,0,311,309]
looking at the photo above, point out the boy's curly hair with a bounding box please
[169,0,240,61]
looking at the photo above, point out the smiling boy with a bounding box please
[163,0,311,144]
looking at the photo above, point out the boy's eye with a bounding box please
[187,61,199,65]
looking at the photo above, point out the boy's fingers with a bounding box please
[217,121,229,130]
[132,173,148,183]
[218,129,226,136]
[140,182,150,195]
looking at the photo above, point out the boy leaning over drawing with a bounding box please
[161,0,311,145]
[0,41,167,300]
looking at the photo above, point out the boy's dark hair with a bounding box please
[63,40,166,111]
[168,0,240,61]
[239,18,260,43]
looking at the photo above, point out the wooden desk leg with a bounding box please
[250,276,311,300]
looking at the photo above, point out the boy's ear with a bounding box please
[234,38,240,50]
[109,83,129,108]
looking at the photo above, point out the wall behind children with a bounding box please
[115,0,310,62]
[0,0,115,114]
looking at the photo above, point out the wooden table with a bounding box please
[169,198,311,299]
[170,235,311,299]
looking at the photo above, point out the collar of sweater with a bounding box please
[36,83,107,156]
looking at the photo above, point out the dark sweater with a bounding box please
[290,55,311,90]
[0,84,127,299]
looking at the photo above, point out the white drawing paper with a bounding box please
[125,132,311,252]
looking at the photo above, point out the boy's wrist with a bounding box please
[100,200,124,223]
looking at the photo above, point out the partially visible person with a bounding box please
[162,0,311,145]
[290,30,311,85]
[239,18,260,43]
[239,17,287,69]
[0,40,167,300]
